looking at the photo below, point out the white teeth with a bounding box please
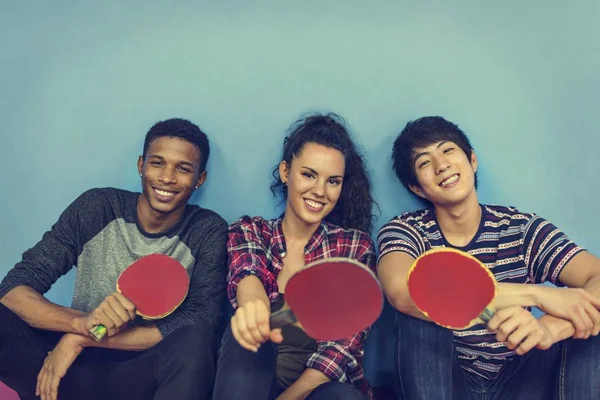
[155,189,175,197]
[440,175,459,187]
[305,199,324,209]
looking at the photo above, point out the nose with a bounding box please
[158,166,177,184]
[311,179,326,197]
[433,156,450,175]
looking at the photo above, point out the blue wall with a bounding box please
[1,1,599,387]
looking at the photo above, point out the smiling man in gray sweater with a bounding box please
[0,118,228,400]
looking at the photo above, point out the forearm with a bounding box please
[378,252,432,322]
[236,275,270,309]
[540,275,600,341]
[496,283,575,342]
[80,324,163,351]
[388,291,432,322]
[276,368,330,400]
[392,281,542,323]
[493,283,538,309]
[517,276,600,343]
[0,285,86,334]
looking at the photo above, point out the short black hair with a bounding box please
[392,116,477,193]
[143,118,210,171]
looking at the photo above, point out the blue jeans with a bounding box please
[394,312,600,400]
[212,325,366,400]
[0,303,217,400]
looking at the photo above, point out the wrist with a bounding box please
[238,297,271,311]
[495,283,539,309]
[63,332,91,351]
[236,276,270,309]
[71,314,88,336]
[528,285,543,308]
[538,314,575,343]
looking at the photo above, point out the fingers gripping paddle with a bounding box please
[269,257,384,341]
[406,248,497,330]
[89,254,190,341]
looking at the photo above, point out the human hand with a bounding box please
[36,333,86,400]
[535,286,600,339]
[231,299,283,352]
[487,305,554,355]
[79,292,136,338]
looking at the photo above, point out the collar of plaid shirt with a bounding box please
[272,216,331,260]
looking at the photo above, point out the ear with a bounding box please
[137,156,144,177]
[470,151,478,173]
[409,184,427,199]
[194,170,207,190]
[278,161,290,184]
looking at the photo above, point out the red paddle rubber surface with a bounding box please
[407,250,495,329]
[284,258,383,341]
[117,254,190,319]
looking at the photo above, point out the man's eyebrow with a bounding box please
[413,141,448,164]
[176,160,196,168]
[147,154,196,169]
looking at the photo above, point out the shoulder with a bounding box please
[73,187,136,209]
[378,208,432,236]
[322,222,374,255]
[187,205,227,225]
[62,187,134,222]
[394,208,432,226]
[183,206,229,235]
[229,215,275,233]
[325,222,372,243]
[482,204,538,229]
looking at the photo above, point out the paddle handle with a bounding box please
[269,308,297,329]
[479,307,495,323]
[89,325,107,341]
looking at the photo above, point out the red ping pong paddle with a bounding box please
[269,257,384,341]
[406,248,497,330]
[88,254,190,341]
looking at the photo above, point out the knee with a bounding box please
[0,302,27,329]
[216,325,249,365]
[567,333,600,361]
[395,311,447,334]
[307,382,366,400]
[395,311,453,348]
[216,326,276,374]
[161,325,217,371]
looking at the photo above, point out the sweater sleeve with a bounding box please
[155,214,229,337]
[0,190,98,299]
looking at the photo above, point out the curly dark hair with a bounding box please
[270,113,375,234]
[392,116,477,194]
[143,118,211,172]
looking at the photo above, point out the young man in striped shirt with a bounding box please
[377,116,600,399]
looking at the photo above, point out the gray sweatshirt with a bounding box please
[0,187,228,337]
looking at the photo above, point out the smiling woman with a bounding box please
[271,113,376,234]
[277,142,345,231]
[212,113,378,400]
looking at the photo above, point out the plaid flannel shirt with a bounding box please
[227,215,376,398]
